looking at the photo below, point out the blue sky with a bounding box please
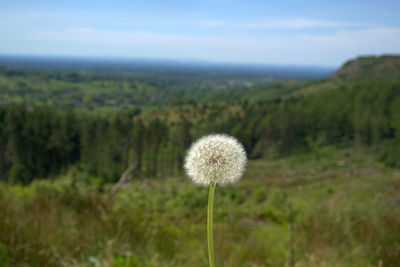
[1,0,400,66]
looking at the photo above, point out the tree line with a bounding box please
[0,81,399,184]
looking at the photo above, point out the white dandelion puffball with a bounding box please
[184,134,247,186]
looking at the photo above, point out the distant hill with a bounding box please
[328,55,400,82]
[279,55,400,98]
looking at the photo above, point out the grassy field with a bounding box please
[1,146,399,266]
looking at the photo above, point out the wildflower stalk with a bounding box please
[207,183,216,267]
[184,134,247,266]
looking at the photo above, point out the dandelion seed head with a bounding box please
[184,134,247,186]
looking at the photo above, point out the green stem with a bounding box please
[207,183,216,267]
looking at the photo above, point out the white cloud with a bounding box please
[2,26,400,66]
[247,18,360,29]
[198,18,361,29]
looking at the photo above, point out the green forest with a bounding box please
[0,55,399,266]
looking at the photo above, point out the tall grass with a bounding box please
[0,147,399,266]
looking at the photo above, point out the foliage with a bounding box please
[0,54,400,265]
[0,147,399,266]
[1,77,400,183]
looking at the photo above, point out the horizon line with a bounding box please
[0,53,340,69]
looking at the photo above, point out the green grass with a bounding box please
[0,146,399,266]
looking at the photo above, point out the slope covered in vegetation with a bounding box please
[329,55,400,82]
[0,55,399,266]
[1,147,399,266]
[1,56,400,183]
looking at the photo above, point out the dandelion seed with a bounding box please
[184,134,247,186]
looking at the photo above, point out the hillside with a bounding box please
[275,55,400,98]
[2,55,398,111]
[329,55,400,82]
[0,55,400,266]
[1,55,400,183]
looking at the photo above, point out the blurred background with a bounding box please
[0,0,399,266]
